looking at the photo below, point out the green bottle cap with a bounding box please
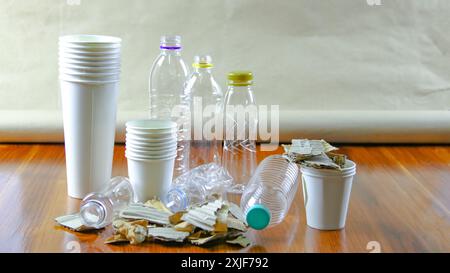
[246,204,271,230]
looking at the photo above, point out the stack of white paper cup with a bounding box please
[125,120,178,202]
[301,160,357,230]
[59,35,121,198]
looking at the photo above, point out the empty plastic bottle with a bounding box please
[148,35,190,177]
[222,71,258,194]
[240,155,299,230]
[184,55,223,169]
[80,176,135,228]
[164,163,232,212]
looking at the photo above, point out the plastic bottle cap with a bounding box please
[160,35,182,50]
[227,71,253,86]
[193,55,213,68]
[246,204,271,230]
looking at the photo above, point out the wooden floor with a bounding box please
[0,144,448,253]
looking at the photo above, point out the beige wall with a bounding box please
[1,0,449,142]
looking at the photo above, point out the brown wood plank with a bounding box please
[0,144,448,252]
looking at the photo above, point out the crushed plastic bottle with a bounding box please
[164,163,232,212]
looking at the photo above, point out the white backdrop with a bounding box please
[0,0,449,143]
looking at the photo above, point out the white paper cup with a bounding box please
[59,68,119,78]
[125,149,177,160]
[59,48,121,56]
[125,133,176,143]
[60,34,122,45]
[59,73,120,83]
[60,79,120,198]
[59,75,120,85]
[126,155,176,202]
[59,58,121,67]
[59,53,120,62]
[125,146,177,157]
[126,141,177,151]
[59,65,120,74]
[301,160,356,230]
[126,131,177,139]
[126,127,177,134]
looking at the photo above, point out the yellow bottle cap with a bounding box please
[227,71,253,86]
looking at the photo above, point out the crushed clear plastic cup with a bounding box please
[172,163,233,194]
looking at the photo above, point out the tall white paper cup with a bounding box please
[60,79,119,198]
[126,155,176,202]
[301,160,356,230]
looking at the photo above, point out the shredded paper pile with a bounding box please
[56,199,250,248]
[283,139,347,170]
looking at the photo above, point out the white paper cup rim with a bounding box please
[59,35,122,44]
[126,120,177,130]
[300,160,356,178]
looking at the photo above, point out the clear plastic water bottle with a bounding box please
[240,155,299,230]
[164,163,232,212]
[222,71,258,194]
[185,55,223,169]
[148,35,190,177]
[80,176,135,228]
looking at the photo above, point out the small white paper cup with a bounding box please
[125,134,177,143]
[59,65,120,74]
[59,57,121,67]
[59,52,120,61]
[59,68,119,78]
[126,131,177,139]
[125,149,177,160]
[59,34,122,45]
[59,48,121,56]
[126,142,177,151]
[126,155,176,202]
[59,74,120,84]
[301,160,356,230]
[125,145,177,157]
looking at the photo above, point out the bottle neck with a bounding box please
[160,48,182,56]
[228,84,252,92]
[79,200,106,228]
[194,67,213,74]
